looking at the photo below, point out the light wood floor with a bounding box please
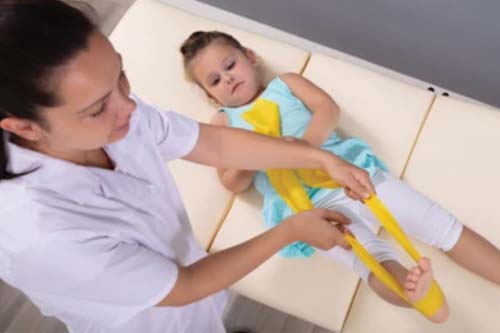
[0,1,336,332]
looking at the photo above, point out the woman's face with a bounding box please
[15,31,137,154]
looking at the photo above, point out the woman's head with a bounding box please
[180,31,262,107]
[0,0,136,180]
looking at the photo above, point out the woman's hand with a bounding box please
[282,136,374,201]
[322,154,375,201]
[284,208,353,250]
[158,207,353,307]
[283,136,375,202]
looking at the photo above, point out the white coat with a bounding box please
[0,96,227,333]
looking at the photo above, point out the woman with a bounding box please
[0,1,374,332]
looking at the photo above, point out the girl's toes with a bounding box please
[409,273,420,282]
[419,257,431,272]
[411,266,422,276]
[405,281,416,290]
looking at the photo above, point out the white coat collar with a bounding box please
[5,134,102,199]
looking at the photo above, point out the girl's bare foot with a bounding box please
[404,257,449,323]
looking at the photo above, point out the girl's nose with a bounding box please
[223,73,234,84]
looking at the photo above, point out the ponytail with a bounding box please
[0,127,12,180]
[0,0,96,182]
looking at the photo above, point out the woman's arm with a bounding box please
[280,73,340,148]
[157,208,351,306]
[183,122,374,200]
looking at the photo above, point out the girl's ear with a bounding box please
[245,48,259,67]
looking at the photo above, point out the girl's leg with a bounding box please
[316,192,404,304]
[368,258,449,323]
[315,191,448,321]
[367,170,500,286]
[367,260,409,306]
[446,225,500,285]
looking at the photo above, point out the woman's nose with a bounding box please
[119,95,137,116]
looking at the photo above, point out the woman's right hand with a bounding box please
[284,208,353,250]
[158,207,353,307]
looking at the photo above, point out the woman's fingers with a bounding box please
[288,209,355,250]
[354,168,376,196]
[318,209,352,250]
[346,172,371,200]
[340,167,376,201]
[326,157,374,201]
[331,225,352,250]
[344,186,362,201]
[320,208,351,225]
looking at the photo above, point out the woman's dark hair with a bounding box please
[180,30,246,81]
[0,0,96,180]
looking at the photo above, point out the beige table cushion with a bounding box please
[404,96,500,246]
[211,53,435,331]
[109,0,309,247]
[302,53,435,177]
[344,96,500,332]
[343,232,500,333]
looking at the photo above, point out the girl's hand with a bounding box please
[323,155,375,201]
[284,208,353,250]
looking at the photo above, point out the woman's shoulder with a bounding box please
[0,182,47,257]
[0,180,34,214]
[128,93,199,139]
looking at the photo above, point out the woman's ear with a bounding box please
[0,117,44,142]
[245,48,259,67]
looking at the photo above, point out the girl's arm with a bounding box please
[183,122,374,201]
[280,73,340,147]
[157,208,352,306]
[210,112,255,193]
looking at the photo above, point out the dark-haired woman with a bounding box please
[0,1,377,332]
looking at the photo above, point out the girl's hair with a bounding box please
[0,0,96,181]
[180,30,245,81]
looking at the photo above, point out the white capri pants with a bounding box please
[315,170,463,282]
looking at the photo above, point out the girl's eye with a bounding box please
[211,77,220,86]
[226,60,235,70]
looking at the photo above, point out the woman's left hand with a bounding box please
[323,154,376,201]
[284,136,375,201]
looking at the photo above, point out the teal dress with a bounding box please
[221,77,387,257]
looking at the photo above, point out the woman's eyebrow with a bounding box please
[77,54,123,113]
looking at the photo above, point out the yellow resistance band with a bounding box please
[242,98,444,318]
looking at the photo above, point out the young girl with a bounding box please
[180,30,500,322]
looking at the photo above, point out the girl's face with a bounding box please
[189,40,262,107]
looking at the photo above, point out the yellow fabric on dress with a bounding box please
[242,98,444,319]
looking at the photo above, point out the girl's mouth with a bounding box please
[232,82,243,95]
